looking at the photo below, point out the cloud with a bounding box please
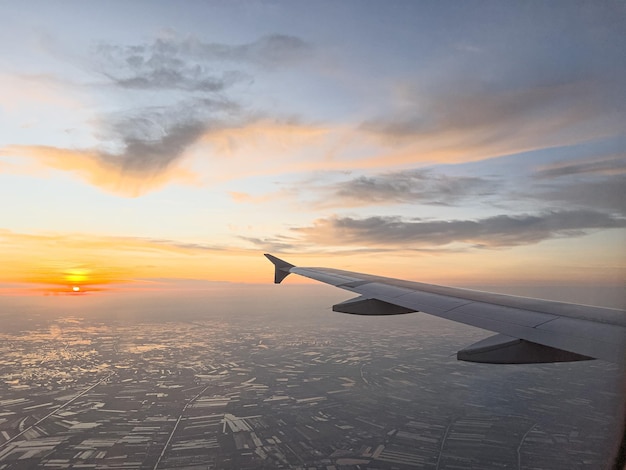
[534,154,626,178]
[238,236,298,253]
[1,144,199,197]
[94,33,312,91]
[362,83,580,141]
[87,32,313,183]
[0,32,317,196]
[321,169,499,207]
[533,176,626,216]
[238,234,457,256]
[292,210,626,248]
[6,28,624,198]
[105,115,205,174]
[2,117,336,195]
[357,80,626,166]
[229,168,499,210]
[98,96,241,172]
[528,155,626,215]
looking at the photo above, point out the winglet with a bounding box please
[264,254,295,284]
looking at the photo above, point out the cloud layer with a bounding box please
[94,33,311,91]
[521,154,626,215]
[322,169,499,207]
[292,210,626,249]
[1,32,317,196]
[534,154,626,178]
[359,80,625,166]
[4,25,624,198]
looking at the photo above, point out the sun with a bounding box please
[72,286,80,292]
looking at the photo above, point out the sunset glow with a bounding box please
[0,2,623,304]
[65,269,89,285]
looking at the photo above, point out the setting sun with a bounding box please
[72,286,80,292]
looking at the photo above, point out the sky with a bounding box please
[0,1,625,304]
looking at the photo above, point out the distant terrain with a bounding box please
[0,287,622,469]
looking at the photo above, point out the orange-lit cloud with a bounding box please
[3,78,620,199]
[0,145,199,197]
[0,119,339,196]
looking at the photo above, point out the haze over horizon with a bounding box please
[0,1,625,301]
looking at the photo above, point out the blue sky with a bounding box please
[0,1,624,297]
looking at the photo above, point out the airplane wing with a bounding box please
[265,254,626,365]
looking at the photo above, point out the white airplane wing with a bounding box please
[265,254,626,365]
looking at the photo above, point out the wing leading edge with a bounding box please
[265,254,626,365]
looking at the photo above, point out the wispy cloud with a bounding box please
[230,168,500,210]
[4,28,625,200]
[292,210,626,249]
[0,32,317,196]
[94,33,311,91]
[358,80,625,167]
[89,32,313,182]
[1,144,199,197]
[534,154,626,178]
[2,117,337,195]
[318,169,499,207]
[532,175,626,216]
[238,236,299,253]
[525,155,626,215]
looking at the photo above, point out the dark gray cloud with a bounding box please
[96,97,238,175]
[533,175,626,216]
[83,32,312,181]
[293,210,626,248]
[527,155,626,215]
[534,155,626,178]
[95,33,311,91]
[325,169,499,207]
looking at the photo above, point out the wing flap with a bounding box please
[457,334,593,364]
[333,296,416,315]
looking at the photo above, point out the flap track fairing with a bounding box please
[333,296,417,315]
[457,333,594,364]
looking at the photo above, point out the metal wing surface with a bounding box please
[265,254,626,365]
